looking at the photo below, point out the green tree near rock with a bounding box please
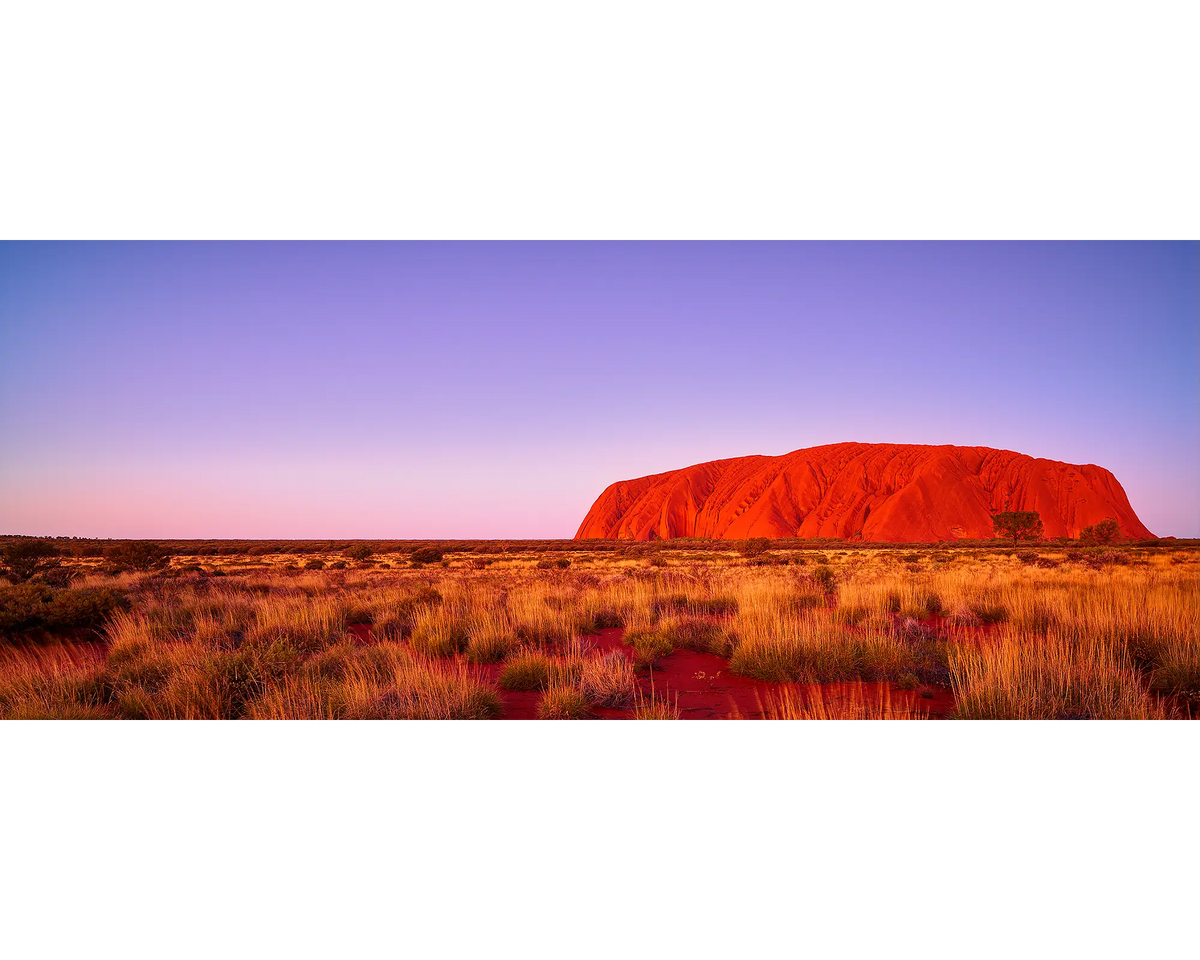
[1079,518,1120,546]
[991,511,1044,546]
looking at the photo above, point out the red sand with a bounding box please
[503,627,956,720]
[574,441,1154,543]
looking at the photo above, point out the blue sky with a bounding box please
[1,241,1195,537]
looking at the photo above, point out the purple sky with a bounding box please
[1,242,1196,538]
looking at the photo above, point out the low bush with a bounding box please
[0,585,130,637]
[811,565,836,591]
[741,537,771,557]
[1,540,62,583]
[106,541,172,572]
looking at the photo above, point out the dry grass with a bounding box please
[248,646,502,720]
[537,684,592,720]
[632,683,680,719]
[760,682,930,719]
[2,545,1196,719]
[580,650,637,708]
[949,630,1176,719]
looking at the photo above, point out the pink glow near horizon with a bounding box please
[1,242,1196,538]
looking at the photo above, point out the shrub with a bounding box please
[0,585,130,636]
[811,565,836,591]
[344,544,374,562]
[410,546,445,566]
[741,537,771,557]
[42,588,131,631]
[39,567,81,588]
[1,540,62,583]
[106,541,172,571]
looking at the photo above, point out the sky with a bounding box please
[1,241,1196,539]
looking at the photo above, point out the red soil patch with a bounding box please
[3,623,958,720]
[316,624,960,719]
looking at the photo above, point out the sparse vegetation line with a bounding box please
[1,539,1195,720]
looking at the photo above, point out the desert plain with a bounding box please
[1,536,1196,720]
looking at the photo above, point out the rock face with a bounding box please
[574,442,1153,543]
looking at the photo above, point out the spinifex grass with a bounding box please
[949,629,1175,720]
[580,650,637,708]
[248,644,502,720]
[537,683,592,720]
[2,546,1195,719]
[759,682,929,720]
[728,611,925,684]
[632,681,680,719]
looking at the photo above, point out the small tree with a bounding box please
[991,511,1044,546]
[344,544,374,562]
[106,541,172,571]
[1079,518,1120,546]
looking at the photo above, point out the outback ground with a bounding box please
[1,538,1196,719]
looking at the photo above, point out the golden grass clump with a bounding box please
[728,610,928,684]
[244,596,347,654]
[0,645,112,719]
[632,684,680,719]
[949,629,1175,720]
[248,644,502,720]
[497,650,553,691]
[760,682,930,720]
[537,684,592,719]
[579,650,637,708]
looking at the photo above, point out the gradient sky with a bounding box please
[1,242,1196,538]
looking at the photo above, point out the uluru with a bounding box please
[574,442,1154,543]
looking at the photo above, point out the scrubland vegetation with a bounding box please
[0,537,1196,719]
